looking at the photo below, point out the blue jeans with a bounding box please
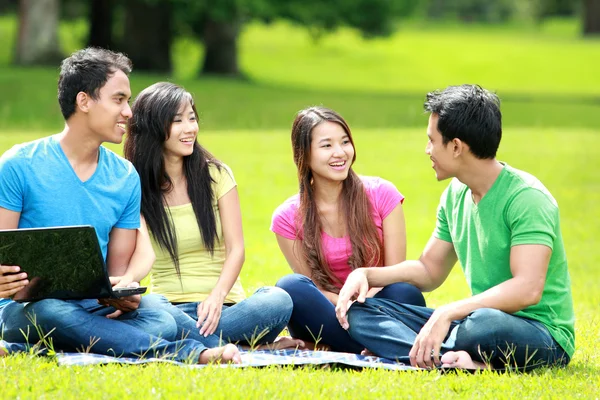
[1,296,209,361]
[138,286,293,346]
[276,274,427,353]
[347,299,570,371]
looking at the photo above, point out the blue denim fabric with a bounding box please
[276,274,427,354]
[139,287,293,346]
[347,299,570,371]
[1,295,208,361]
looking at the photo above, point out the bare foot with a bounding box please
[254,336,330,351]
[0,348,6,357]
[360,348,375,357]
[261,336,306,350]
[198,344,241,364]
[441,351,488,370]
[301,340,330,351]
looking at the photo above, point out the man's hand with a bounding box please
[409,306,453,369]
[196,290,225,337]
[98,276,141,319]
[335,268,370,330]
[0,265,28,298]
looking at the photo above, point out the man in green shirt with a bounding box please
[335,84,574,371]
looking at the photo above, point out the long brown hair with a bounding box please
[291,107,382,293]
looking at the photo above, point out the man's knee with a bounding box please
[128,308,178,341]
[138,294,172,309]
[454,308,513,350]
[346,299,381,339]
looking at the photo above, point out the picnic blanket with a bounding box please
[55,349,420,371]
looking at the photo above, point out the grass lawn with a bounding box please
[1,127,599,398]
[1,13,599,399]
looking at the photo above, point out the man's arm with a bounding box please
[336,236,457,328]
[106,227,137,280]
[119,217,155,285]
[100,226,150,318]
[364,235,457,291]
[0,207,28,298]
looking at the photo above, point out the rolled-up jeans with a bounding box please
[347,299,570,371]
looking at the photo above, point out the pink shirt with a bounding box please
[271,176,404,288]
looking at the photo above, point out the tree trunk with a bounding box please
[87,0,114,49]
[583,0,600,35]
[201,17,242,77]
[15,0,62,65]
[121,0,172,72]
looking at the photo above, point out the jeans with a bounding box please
[1,296,209,361]
[138,286,293,346]
[276,274,427,353]
[347,299,570,371]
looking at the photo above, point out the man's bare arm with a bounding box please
[0,207,28,298]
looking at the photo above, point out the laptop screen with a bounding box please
[0,226,113,301]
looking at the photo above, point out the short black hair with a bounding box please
[424,84,502,159]
[57,47,132,120]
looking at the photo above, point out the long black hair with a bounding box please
[124,82,222,277]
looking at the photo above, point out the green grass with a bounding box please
[1,12,599,399]
[1,127,599,398]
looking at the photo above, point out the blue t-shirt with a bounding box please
[0,135,141,309]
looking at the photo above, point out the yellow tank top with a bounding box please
[148,163,246,303]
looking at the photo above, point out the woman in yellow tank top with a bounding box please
[124,82,297,348]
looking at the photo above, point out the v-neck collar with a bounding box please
[468,162,507,209]
[51,135,103,185]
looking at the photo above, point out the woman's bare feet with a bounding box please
[441,351,488,370]
[263,336,306,350]
[198,344,241,364]
[254,336,331,351]
[360,348,375,357]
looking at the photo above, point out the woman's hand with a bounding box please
[196,290,226,337]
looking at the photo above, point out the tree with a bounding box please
[172,0,419,77]
[121,0,173,72]
[15,0,63,65]
[87,0,114,49]
[583,0,600,35]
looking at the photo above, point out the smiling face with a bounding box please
[309,121,355,183]
[163,100,199,160]
[86,69,132,144]
[425,113,457,181]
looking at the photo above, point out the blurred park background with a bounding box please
[1,0,599,398]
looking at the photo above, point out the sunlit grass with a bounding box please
[1,127,598,398]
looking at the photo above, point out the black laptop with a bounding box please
[0,225,146,302]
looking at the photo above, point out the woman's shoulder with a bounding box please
[359,175,399,195]
[271,194,301,237]
[273,194,300,218]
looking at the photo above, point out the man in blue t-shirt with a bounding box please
[0,48,240,364]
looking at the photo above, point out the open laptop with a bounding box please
[0,225,146,302]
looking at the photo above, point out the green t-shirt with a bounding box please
[434,163,575,357]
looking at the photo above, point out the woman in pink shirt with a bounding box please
[271,106,425,353]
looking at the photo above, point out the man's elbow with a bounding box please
[522,283,545,307]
